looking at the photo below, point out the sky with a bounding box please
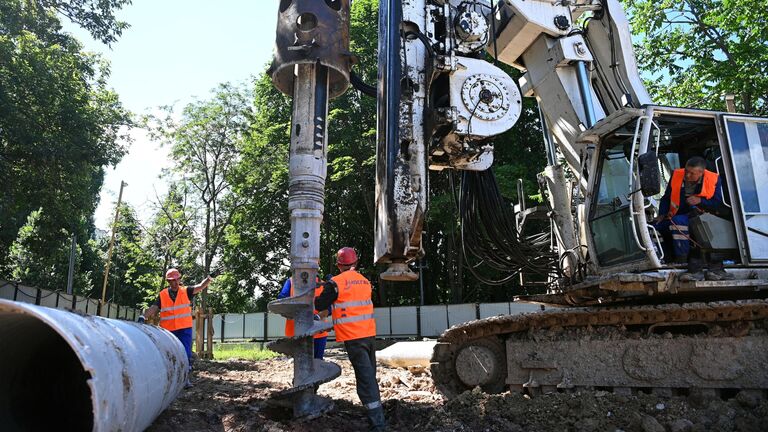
[65,0,279,230]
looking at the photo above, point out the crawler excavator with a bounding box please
[269,0,768,415]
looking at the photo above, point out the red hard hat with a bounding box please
[165,268,181,281]
[336,247,358,266]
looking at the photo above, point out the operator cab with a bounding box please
[582,105,768,276]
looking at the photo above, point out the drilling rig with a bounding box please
[270,0,768,413]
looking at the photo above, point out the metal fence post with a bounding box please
[221,313,226,343]
[263,312,269,342]
[13,284,18,302]
[242,313,246,339]
[416,306,421,339]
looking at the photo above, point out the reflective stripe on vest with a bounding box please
[159,287,193,331]
[160,303,191,312]
[331,270,376,342]
[284,277,329,339]
[160,313,192,321]
[669,168,718,217]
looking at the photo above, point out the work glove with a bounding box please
[137,316,146,324]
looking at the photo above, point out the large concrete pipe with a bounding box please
[0,299,188,431]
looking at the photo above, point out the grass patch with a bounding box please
[210,343,279,361]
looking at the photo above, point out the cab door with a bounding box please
[722,116,768,261]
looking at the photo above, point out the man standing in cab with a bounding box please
[315,247,387,431]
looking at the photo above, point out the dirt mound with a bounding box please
[148,350,768,431]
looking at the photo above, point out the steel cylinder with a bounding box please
[0,299,188,432]
[270,0,351,99]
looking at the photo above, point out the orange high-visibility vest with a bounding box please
[330,270,376,342]
[669,168,718,216]
[285,279,329,339]
[159,287,193,331]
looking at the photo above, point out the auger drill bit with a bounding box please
[266,0,351,419]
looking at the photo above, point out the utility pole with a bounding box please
[101,181,127,305]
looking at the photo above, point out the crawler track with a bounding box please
[431,300,768,398]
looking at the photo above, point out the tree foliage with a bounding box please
[0,0,130,292]
[144,84,254,310]
[623,0,768,115]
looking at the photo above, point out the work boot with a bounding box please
[679,271,705,282]
[367,406,387,432]
[705,269,736,281]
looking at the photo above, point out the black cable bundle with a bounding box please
[455,169,558,286]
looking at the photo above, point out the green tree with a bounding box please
[145,84,254,311]
[5,209,96,294]
[143,182,202,306]
[219,74,292,312]
[98,203,160,308]
[0,0,131,275]
[623,0,768,115]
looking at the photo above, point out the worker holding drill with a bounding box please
[278,274,330,359]
[139,268,213,386]
[315,247,387,431]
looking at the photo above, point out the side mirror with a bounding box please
[638,152,661,196]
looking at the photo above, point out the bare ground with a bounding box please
[148,349,768,432]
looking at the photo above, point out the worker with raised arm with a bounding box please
[139,268,213,386]
[653,156,734,282]
[315,247,387,432]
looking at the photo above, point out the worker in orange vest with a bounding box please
[653,156,733,281]
[315,247,386,431]
[139,268,213,386]
[278,275,330,359]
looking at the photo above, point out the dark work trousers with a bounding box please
[345,336,386,429]
[171,327,193,371]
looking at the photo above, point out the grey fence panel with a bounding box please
[15,285,38,304]
[89,299,100,315]
[267,313,287,339]
[73,296,88,313]
[39,289,59,308]
[222,314,246,340]
[117,306,127,319]
[212,314,223,339]
[59,293,74,310]
[374,307,391,337]
[479,302,510,319]
[245,313,264,340]
[448,303,477,328]
[510,302,542,315]
[390,306,418,337]
[420,305,448,338]
[98,302,110,317]
[0,283,14,300]
[108,303,119,318]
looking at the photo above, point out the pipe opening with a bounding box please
[0,312,94,431]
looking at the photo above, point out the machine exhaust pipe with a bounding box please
[0,299,188,431]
